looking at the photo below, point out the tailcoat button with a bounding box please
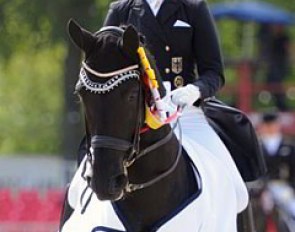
[165,68,170,74]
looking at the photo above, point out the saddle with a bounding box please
[202,98,267,182]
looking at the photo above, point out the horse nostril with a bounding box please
[109,174,127,194]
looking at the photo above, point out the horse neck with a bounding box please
[131,125,179,181]
[116,125,197,231]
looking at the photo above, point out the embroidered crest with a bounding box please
[171,57,183,74]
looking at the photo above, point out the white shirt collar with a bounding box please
[145,0,165,16]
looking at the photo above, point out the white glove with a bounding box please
[162,81,178,114]
[171,84,201,108]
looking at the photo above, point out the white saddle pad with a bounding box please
[61,107,248,232]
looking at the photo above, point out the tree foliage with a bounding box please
[0,46,65,153]
[0,0,103,155]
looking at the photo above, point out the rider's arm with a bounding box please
[191,0,225,99]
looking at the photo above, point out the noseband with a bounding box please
[79,62,181,194]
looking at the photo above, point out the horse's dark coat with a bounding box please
[60,19,199,232]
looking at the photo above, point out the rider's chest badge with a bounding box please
[171,57,183,74]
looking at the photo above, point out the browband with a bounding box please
[82,62,139,78]
[77,68,140,94]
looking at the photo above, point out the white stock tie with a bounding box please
[146,0,165,16]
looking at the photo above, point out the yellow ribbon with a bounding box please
[137,47,164,129]
[137,47,158,89]
[145,105,164,130]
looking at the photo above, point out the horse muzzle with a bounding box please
[91,173,128,201]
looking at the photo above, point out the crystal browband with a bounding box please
[78,68,140,94]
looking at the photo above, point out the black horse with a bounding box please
[59,19,246,232]
[59,19,199,232]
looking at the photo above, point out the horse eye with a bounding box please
[128,91,138,102]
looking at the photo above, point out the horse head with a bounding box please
[68,19,168,201]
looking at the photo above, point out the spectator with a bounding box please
[266,25,291,111]
[257,24,272,63]
[254,111,295,231]
[257,111,295,186]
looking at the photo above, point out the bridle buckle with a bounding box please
[123,157,136,168]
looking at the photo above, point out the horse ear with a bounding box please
[67,18,95,52]
[121,25,140,58]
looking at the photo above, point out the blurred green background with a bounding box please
[0,0,294,156]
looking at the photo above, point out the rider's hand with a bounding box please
[171,84,201,108]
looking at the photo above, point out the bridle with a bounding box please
[78,26,182,197]
[80,63,182,194]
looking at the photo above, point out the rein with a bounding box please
[125,122,182,193]
[80,64,182,195]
